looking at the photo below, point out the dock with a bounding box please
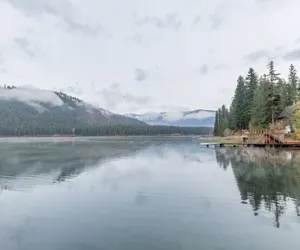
[201,129,300,148]
[200,142,300,148]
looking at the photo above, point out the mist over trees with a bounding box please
[214,62,299,136]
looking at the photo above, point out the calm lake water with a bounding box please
[0,137,300,250]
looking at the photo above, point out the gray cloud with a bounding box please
[193,15,202,26]
[133,12,181,31]
[0,53,7,74]
[209,4,226,30]
[5,0,107,38]
[123,94,150,104]
[210,16,223,30]
[97,83,151,109]
[59,85,83,95]
[60,82,150,110]
[14,37,37,58]
[134,69,147,81]
[283,48,300,61]
[64,19,107,38]
[200,64,208,75]
[110,83,121,89]
[244,49,271,63]
[214,63,227,70]
[4,0,72,18]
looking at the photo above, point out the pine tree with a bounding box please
[266,61,281,124]
[213,110,219,136]
[231,76,247,130]
[250,76,269,128]
[220,105,229,135]
[278,78,289,109]
[288,64,298,104]
[229,102,236,131]
[244,68,258,127]
[267,61,280,84]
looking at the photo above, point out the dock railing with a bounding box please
[247,129,285,144]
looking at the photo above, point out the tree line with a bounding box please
[214,61,299,136]
[0,125,212,137]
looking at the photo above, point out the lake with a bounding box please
[0,137,299,250]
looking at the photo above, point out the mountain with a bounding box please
[0,87,146,130]
[126,109,215,127]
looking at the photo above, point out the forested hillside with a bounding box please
[0,88,146,134]
[0,87,212,136]
[214,62,299,136]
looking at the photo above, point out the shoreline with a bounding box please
[201,135,242,144]
[0,135,201,139]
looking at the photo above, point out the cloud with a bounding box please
[0,88,64,107]
[200,64,208,75]
[244,49,271,63]
[182,111,215,120]
[62,19,108,38]
[123,94,150,103]
[209,4,226,30]
[133,12,181,31]
[134,69,147,81]
[96,84,151,110]
[193,15,202,26]
[128,110,215,122]
[132,33,143,44]
[283,48,300,61]
[210,16,223,30]
[4,0,106,38]
[214,64,226,70]
[14,37,37,58]
[0,53,6,73]
[4,0,73,19]
[59,86,83,95]
[2,0,300,114]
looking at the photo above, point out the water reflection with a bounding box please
[215,147,300,228]
[0,138,175,191]
[1,138,300,249]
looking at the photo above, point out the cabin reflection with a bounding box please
[215,147,300,228]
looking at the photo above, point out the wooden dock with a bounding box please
[200,141,300,148]
[200,129,300,148]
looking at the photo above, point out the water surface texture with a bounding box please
[0,137,299,250]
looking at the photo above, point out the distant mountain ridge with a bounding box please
[0,87,146,131]
[126,109,215,127]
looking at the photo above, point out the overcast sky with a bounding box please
[1,0,300,114]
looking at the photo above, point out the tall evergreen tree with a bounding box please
[244,68,258,127]
[250,76,269,128]
[229,102,236,131]
[231,76,247,130]
[266,61,281,124]
[213,110,219,136]
[288,64,298,105]
[278,78,289,109]
[220,105,229,134]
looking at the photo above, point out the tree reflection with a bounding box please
[0,138,159,190]
[215,147,300,228]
